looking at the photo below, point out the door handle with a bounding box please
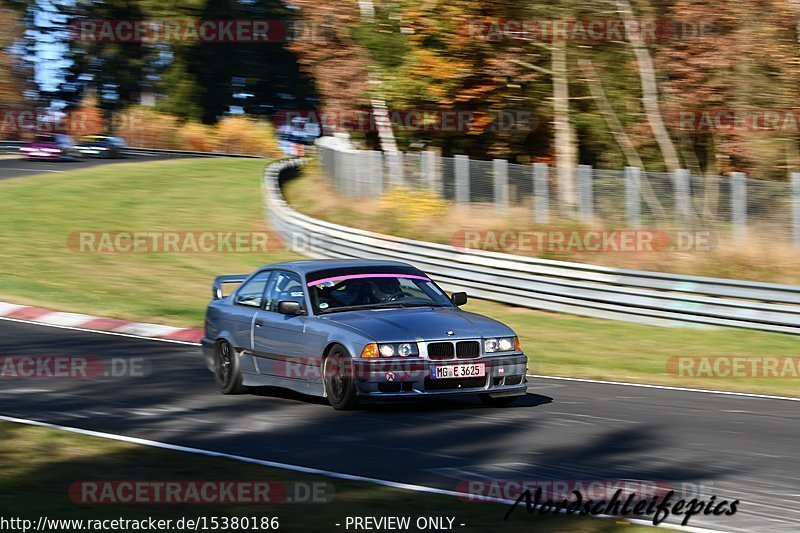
[255,320,265,327]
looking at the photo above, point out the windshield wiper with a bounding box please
[320,304,381,314]
[320,302,444,314]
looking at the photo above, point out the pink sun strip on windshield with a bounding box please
[307,273,431,287]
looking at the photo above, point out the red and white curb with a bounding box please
[0,301,203,343]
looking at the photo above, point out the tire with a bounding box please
[324,347,359,410]
[214,340,247,394]
[479,394,519,408]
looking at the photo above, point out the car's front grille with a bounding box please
[427,342,455,360]
[456,341,480,359]
[426,340,481,360]
[424,376,487,390]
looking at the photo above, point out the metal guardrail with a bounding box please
[121,147,266,158]
[0,141,23,154]
[265,158,800,335]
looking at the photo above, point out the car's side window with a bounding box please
[233,270,272,308]
[264,271,305,312]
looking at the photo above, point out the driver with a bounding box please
[373,277,403,301]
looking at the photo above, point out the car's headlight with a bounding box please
[484,336,519,353]
[377,342,419,357]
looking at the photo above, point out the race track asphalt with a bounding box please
[0,319,798,532]
[0,153,181,181]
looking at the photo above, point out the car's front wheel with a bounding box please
[324,347,359,410]
[214,340,247,394]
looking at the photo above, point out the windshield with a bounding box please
[308,274,452,314]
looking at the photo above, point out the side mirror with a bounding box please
[450,292,468,307]
[277,300,304,315]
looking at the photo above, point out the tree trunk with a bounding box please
[578,59,666,220]
[615,0,681,176]
[357,0,398,154]
[552,39,577,210]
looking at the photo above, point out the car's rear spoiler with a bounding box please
[212,274,249,300]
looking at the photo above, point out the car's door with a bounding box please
[227,269,272,375]
[253,270,320,385]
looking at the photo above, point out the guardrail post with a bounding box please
[353,151,365,197]
[731,172,747,243]
[422,150,441,196]
[332,149,342,193]
[675,169,691,227]
[455,155,470,204]
[370,151,383,196]
[493,159,509,212]
[793,172,800,248]
[578,165,594,223]
[387,151,404,187]
[625,166,641,228]
[533,163,549,224]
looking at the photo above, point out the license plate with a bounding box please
[430,363,485,379]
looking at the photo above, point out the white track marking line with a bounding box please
[2,168,64,173]
[0,414,728,533]
[527,374,800,402]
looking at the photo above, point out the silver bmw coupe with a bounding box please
[202,259,528,410]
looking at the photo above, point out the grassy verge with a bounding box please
[0,422,651,532]
[0,157,301,325]
[0,158,797,397]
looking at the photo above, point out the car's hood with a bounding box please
[321,307,514,342]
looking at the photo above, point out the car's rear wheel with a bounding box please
[214,340,247,394]
[479,394,519,407]
[324,348,359,410]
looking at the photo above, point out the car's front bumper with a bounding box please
[22,151,62,159]
[353,354,528,399]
